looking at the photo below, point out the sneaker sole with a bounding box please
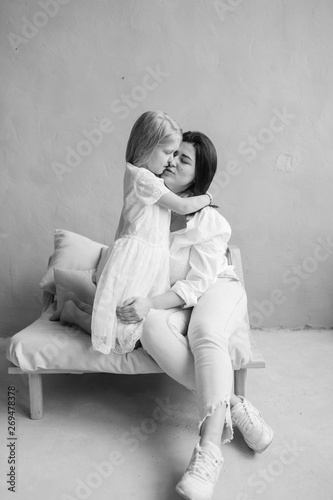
[176,483,212,500]
[246,428,274,453]
[175,484,192,499]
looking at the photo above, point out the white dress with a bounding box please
[91,163,170,354]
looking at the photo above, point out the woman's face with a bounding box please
[161,141,196,194]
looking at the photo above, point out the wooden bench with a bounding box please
[8,245,265,420]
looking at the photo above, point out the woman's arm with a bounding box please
[116,233,228,324]
[117,209,231,323]
[157,191,212,215]
[116,291,185,324]
[170,237,224,307]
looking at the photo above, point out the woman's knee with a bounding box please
[189,326,229,352]
[189,281,248,345]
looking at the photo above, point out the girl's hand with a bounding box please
[116,297,153,323]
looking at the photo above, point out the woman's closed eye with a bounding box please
[179,152,193,165]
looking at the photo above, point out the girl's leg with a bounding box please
[60,300,92,334]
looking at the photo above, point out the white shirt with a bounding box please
[169,207,238,307]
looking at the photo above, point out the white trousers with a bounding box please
[140,276,248,443]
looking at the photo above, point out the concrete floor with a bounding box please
[1,329,333,500]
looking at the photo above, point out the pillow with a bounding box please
[53,268,97,313]
[39,229,107,294]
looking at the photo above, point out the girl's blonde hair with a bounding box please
[126,111,182,167]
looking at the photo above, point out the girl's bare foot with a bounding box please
[49,292,79,321]
[49,310,61,321]
[49,292,93,321]
[60,300,92,334]
[64,291,93,314]
[60,300,77,325]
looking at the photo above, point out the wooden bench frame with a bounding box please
[7,245,265,420]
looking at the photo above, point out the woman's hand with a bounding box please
[116,297,153,323]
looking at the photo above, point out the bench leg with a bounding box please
[28,373,44,420]
[234,368,247,397]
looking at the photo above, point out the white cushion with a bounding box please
[39,229,107,294]
[6,304,252,373]
[6,304,162,374]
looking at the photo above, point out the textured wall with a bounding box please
[1,0,333,336]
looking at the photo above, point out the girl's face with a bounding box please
[146,136,181,175]
[161,141,196,194]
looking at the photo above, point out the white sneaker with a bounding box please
[231,396,273,453]
[176,441,224,500]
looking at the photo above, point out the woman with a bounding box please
[60,131,273,500]
[116,131,273,500]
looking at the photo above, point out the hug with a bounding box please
[50,111,273,500]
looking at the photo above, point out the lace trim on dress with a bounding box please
[112,320,144,354]
[92,320,145,355]
[92,339,112,354]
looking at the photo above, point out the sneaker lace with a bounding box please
[189,448,221,482]
[235,402,254,433]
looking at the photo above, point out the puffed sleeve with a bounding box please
[170,208,231,307]
[133,166,169,205]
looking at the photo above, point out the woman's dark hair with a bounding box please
[181,131,217,196]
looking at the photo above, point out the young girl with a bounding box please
[90,111,212,354]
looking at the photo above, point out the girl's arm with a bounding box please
[157,191,212,215]
[133,165,211,213]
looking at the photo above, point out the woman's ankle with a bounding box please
[199,405,226,450]
[200,436,222,451]
[230,394,242,407]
